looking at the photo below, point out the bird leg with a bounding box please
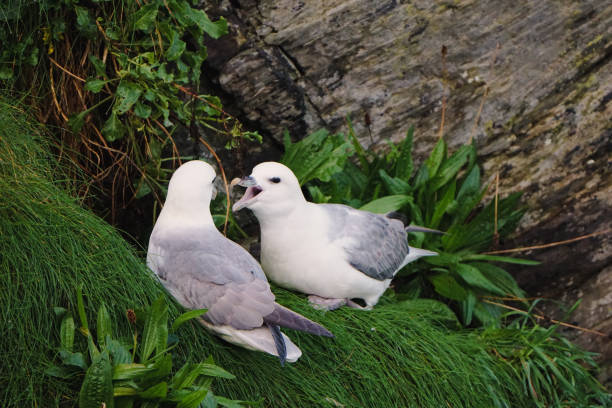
[308,295,369,311]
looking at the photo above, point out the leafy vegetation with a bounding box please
[47,291,251,408]
[1,99,609,407]
[0,0,259,221]
[282,123,535,326]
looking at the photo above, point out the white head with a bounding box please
[232,162,305,219]
[162,160,217,220]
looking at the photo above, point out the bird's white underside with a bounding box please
[260,202,392,307]
[198,319,302,363]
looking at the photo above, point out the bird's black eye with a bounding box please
[269,177,281,183]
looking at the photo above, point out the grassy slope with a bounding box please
[0,99,607,407]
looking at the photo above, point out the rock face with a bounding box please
[204,0,611,381]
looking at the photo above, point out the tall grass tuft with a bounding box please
[1,99,608,407]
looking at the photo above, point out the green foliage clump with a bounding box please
[48,292,250,408]
[0,0,259,213]
[1,101,609,407]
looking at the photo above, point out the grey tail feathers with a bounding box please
[264,304,334,338]
[405,225,445,235]
[267,324,287,366]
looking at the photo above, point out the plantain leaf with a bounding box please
[138,382,167,399]
[462,254,540,265]
[394,126,414,180]
[429,145,471,191]
[454,263,505,295]
[141,296,167,361]
[379,169,411,195]
[60,315,75,352]
[425,138,446,179]
[96,303,111,348]
[428,272,467,301]
[359,195,412,214]
[460,290,476,326]
[171,308,207,332]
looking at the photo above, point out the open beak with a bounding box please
[232,176,263,211]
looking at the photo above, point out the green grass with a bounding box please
[1,98,609,407]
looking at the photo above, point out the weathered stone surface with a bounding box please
[205,0,612,378]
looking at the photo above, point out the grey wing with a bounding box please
[148,228,275,330]
[323,204,409,280]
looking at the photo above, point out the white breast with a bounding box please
[260,203,390,305]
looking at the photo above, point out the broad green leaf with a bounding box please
[217,395,263,408]
[135,179,152,199]
[177,385,210,408]
[0,66,14,80]
[85,79,106,93]
[156,63,174,82]
[54,307,68,317]
[454,263,505,295]
[379,169,411,195]
[106,338,132,364]
[141,297,167,361]
[413,165,429,191]
[460,290,476,326]
[430,179,456,228]
[27,46,39,66]
[423,252,460,267]
[133,4,159,31]
[346,116,369,173]
[60,315,75,352]
[105,26,121,41]
[201,391,217,408]
[194,363,235,379]
[87,334,100,361]
[165,31,186,61]
[79,350,114,408]
[171,362,192,390]
[113,387,139,397]
[307,185,331,203]
[171,308,207,332]
[282,129,352,185]
[428,273,467,301]
[462,254,540,265]
[59,350,88,370]
[113,364,156,380]
[469,262,525,298]
[88,55,107,78]
[139,382,167,399]
[97,303,111,348]
[74,6,97,38]
[134,102,152,119]
[102,112,125,142]
[156,305,169,356]
[425,138,446,179]
[45,365,79,379]
[190,11,228,39]
[457,164,480,200]
[67,110,87,133]
[473,301,502,327]
[429,145,471,191]
[394,126,414,180]
[359,195,412,214]
[115,81,142,114]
